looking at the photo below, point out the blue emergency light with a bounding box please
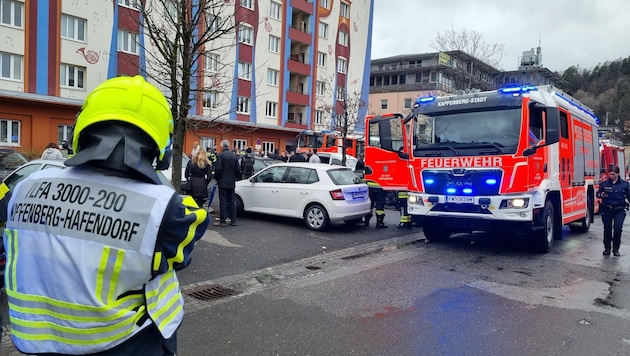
[498,85,538,94]
[415,96,436,106]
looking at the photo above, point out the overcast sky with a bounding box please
[371,0,630,73]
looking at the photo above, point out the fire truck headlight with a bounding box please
[500,198,529,209]
[408,195,422,205]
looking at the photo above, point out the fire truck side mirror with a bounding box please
[544,108,560,145]
[364,166,373,174]
[523,147,537,156]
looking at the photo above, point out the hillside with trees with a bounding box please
[561,56,630,143]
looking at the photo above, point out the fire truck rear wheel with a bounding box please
[531,201,555,253]
[423,223,450,242]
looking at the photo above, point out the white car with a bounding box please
[317,152,358,171]
[235,162,370,231]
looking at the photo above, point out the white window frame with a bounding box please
[269,1,281,20]
[205,52,219,72]
[206,13,220,33]
[340,2,350,18]
[262,141,275,156]
[201,137,216,152]
[267,68,279,86]
[240,0,253,10]
[337,57,347,74]
[320,0,329,10]
[0,119,20,146]
[117,0,140,10]
[315,110,324,125]
[60,63,85,89]
[237,96,250,114]
[117,29,139,54]
[317,52,326,67]
[58,124,73,144]
[203,91,218,109]
[265,101,278,118]
[316,81,325,95]
[268,35,280,53]
[318,22,328,39]
[238,61,252,80]
[238,24,253,45]
[338,31,348,46]
[0,0,23,28]
[233,139,247,151]
[381,99,388,110]
[0,51,22,80]
[61,14,86,42]
[336,86,346,101]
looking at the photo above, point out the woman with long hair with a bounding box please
[185,149,214,208]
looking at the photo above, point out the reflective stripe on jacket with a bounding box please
[4,167,186,354]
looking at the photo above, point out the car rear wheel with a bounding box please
[304,204,330,231]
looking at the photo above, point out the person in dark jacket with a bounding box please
[185,149,214,208]
[213,139,240,227]
[288,151,307,162]
[596,165,630,256]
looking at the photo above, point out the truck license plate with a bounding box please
[446,196,474,204]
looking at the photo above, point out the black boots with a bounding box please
[376,215,387,228]
[363,214,372,226]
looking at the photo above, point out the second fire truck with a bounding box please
[365,85,600,252]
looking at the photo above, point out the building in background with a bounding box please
[368,47,567,116]
[0,0,373,156]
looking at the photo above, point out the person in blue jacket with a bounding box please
[596,165,630,256]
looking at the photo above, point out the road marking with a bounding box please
[201,230,243,247]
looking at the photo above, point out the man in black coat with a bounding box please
[213,139,241,227]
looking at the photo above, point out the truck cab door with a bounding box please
[364,113,409,191]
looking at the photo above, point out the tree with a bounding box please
[430,26,505,68]
[133,0,237,189]
[315,75,367,165]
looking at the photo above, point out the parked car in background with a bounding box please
[236,156,283,179]
[0,148,29,181]
[317,152,359,171]
[235,162,370,231]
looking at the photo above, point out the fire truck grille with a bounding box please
[430,203,492,214]
[422,169,503,196]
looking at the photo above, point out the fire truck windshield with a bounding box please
[414,108,521,157]
[297,134,324,148]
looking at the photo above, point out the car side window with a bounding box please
[285,167,316,184]
[4,164,42,190]
[257,166,287,183]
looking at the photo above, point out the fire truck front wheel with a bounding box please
[530,201,555,253]
[423,223,451,242]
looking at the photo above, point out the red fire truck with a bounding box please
[364,85,600,252]
[599,138,627,181]
[296,130,364,158]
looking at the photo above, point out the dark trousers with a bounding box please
[368,187,385,215]
[601,208,625,251]
[219,188,237,223]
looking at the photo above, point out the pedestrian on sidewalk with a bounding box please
[596,164,630,256]
[213,139,240,227]
[185,149,214,208]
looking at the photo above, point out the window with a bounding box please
[404,98,412,109]
[267,68,279,86]
[203,92,218,109]
[316,81,325,95]
[117,0,140,9]
[240,0,253,9]
[238,61,251,80]
[0,0,23,27]
[266,101,277,117]
[381,99,388,110]
[262,141,275,156]
[237,96,250,114]
[200,137,215,152]
[205,52,219,72]
[336,86,346,101]
[320,0,329,9]
[0,52,22,80]
[0,119,20,146]
[239,25,253,45]
[340,2,350,18]
[317,52,326,67]
[233,139,247,151]
[338,31,348,46]
[206,13,219,32]
[61,14,86,42]
[60,64,85,89]
[268,35,280,53]
[58,124,73,145]
[318,22,328,38]
[337,57,347,74]
[269,1,281,20]
[118,29,138,54]
[315,110,324,125]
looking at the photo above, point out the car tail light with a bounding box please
[329,189,345,200]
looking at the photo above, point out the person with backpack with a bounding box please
[240,147,255,180]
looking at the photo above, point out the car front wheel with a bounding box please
[304,204,330,231]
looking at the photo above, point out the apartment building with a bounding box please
[0,0,373,156]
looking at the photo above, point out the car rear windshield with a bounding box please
[327,168,360,185]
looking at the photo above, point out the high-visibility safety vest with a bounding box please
[4,167,184,354]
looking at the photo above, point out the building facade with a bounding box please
[0,0,373,156]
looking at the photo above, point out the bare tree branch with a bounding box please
[430,25,505,68]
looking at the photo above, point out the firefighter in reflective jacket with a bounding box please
[3,76,209,355]
[364,180,388,228]
[397,190,412,229]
